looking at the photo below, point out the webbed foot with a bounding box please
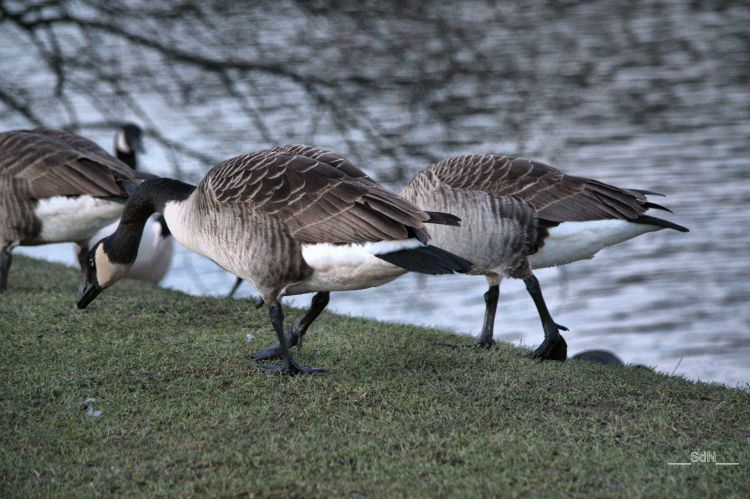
[248,329,300,361]
[251,358,327,375]
[528,335,567,361]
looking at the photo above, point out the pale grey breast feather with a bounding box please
[426,154,650,223]
[189,200,313,293]
[0,128,135,199]
[197,147,432,245]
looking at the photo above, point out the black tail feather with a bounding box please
[629,188,666,197]
[644,201,673,213]
[376,245,473,275]
[538,218,561,229]
[632,214,689,233]
[425,211,461,226]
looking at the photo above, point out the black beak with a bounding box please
[77,282,103,309]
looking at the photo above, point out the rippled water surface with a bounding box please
[8,2,750,387]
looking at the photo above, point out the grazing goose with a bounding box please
[0,128,143,292]
[82,124,174,284]
[399,154,688,360]
[76,145,472,374]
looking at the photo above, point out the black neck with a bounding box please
[104,178,194,264]
[116,148,137,169]
[155,214,171,238]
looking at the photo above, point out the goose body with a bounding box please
[81,124,173,284]
[0,128,140,291]
[401,154,688,358]
[79,145,471,374]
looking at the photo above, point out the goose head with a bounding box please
[77,240,132,309]
[115,123,145,157]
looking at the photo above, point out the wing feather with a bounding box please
[424,154,651,222]
[0,128,135,199]
[200,147,429,244]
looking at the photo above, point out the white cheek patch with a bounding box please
[95,245,128,287]
[116,129,130,153]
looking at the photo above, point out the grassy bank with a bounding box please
[1,256,748,496]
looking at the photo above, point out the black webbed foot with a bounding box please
[255,302,327,375]
[251,358,328,375]
[249,342,284,361]
[528,334,567,361]
[248,329,300,361]
[478,337,496,349]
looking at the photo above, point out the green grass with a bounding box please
[1,256,748,497]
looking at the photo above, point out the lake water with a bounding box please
[5,1,750,388]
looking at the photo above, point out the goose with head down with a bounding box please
[81,123,174,285]
[399,154,689,360]
[76,144,471,374]
[0,128,144,292]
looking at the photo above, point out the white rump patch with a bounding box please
[35,195,124,243]
[301,239,423,268]
[287,239,422,294]
[530,219,661,268]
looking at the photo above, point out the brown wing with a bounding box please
[0,128,135,199]
[269,144,373,182]
[272,144,461,226]
[426,154,650,222]
[200,147,431,244]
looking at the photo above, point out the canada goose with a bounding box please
[82,124,174,285]
[399,154,689,360]
[114,123,144,168]
[76,144,472,374]
[0,128,143,292]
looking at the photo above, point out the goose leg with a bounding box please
[228,277,266,309]
[525,275,567,361]
[254,303,327,375]
[0,244,11,293]
[227,277,243,298]
[440,276,501,349]
[477,284,500,348]
[250,291,330,361]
